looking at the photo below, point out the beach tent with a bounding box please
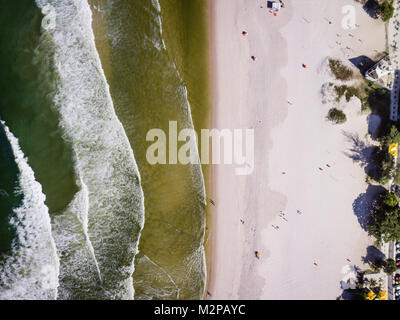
[366,290,376,300]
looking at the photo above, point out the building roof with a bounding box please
[365,55,395,90]
[272,2,281,10]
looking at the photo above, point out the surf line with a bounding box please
[0,120,60,299]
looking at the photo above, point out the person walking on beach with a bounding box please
[251,56,257,61]
[255,251,262,259]
[314,262,319,267]
[242,31,248,36]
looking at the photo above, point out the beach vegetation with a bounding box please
[378,1,395,22]
[369,148,395,185]
[359,81,390,113]
[383,258,397,274]
[327,108,347,124]
[334,85,361,102]
[369,191,400,242]
[379,125,400,146]
[382,192,398,207]
[328,59,354,81]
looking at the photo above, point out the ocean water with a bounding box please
[0,0,209,300]
[89,0,209,299]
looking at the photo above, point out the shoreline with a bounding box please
[206,0,291,299]
[203,0,215,300]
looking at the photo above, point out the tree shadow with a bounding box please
[342,131,377,173]
[352,185,386,231]
[362,0,379,19]
[367,114,382,141]
[361,245,386,264]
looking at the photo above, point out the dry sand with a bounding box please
[208,0,387,300]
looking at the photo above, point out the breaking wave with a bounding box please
[34,0,145,299]
[0,121,59,300]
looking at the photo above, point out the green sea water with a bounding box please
[0,0,209,300]
[89,0,210,299]
[0,0,78,215]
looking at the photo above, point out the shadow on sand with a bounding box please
[352,185,386,231]
[362,245,386,264]
[362,0,379,19]
[349,55,376,75]
[342,131,377,175]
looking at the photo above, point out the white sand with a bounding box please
[208,0,387,299]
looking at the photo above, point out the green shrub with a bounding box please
[384,258,397,274]
[382,193,398,207]
[379,125,400,147]
[369,198,400,242]
[329,59,354,81]
[368,148,395,185]
[334,85,361,102]
[327,108,347,124]
[378,1,394,22]
[345,87,360,102]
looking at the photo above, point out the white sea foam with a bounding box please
[51,177,104,299]
[35,0,145,299]
[0,121,59,300]
[151,0,166,51]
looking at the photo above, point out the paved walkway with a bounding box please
[389,0,400,68]
[388,241,394,300]
[377,3,400,300]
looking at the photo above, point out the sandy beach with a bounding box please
[208,0,387,299]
